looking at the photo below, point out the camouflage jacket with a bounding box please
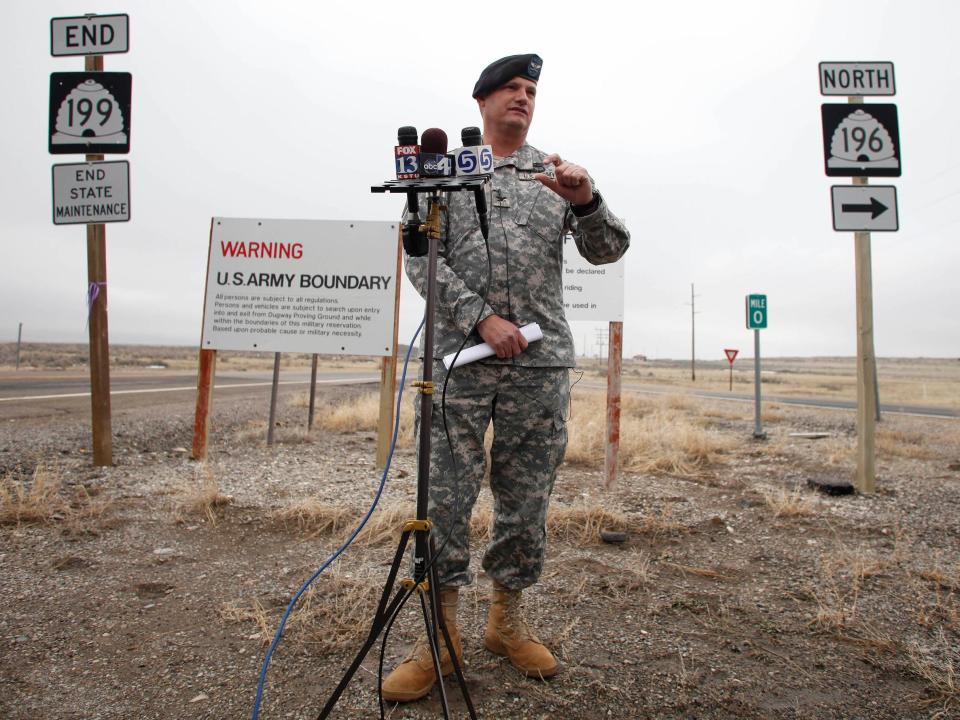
[405,142,630,367]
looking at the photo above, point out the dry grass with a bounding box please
[906,630,959,714]
[566,391,735,476]
[303,392,415,449]
[0,466,70,525]
[876,428,937,460]
[220,568,384,652]
[269,497,685,548]
[759,486,818,518]
[0,466,110,534]
[172,468,233,524]
[271,500,355,536]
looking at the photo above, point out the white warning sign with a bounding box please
[561,233,625,322]
[201,218,399,356]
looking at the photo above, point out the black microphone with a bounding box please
[397,126,428,256]
[461,127,490,239]
[395,125,420,180]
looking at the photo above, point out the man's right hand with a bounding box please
[477,315,529,359]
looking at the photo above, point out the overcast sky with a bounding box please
[4,0,958,360]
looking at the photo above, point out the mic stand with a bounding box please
[316,177,488,720]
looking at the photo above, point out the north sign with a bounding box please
[51,14,129,56]
[821,103,901,177]
[819,62,895,96]
[831,186,898,232]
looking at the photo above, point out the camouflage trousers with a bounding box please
[415,361,570,590]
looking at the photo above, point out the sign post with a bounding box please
[819,62,897,494]
[746,295,767,439]
[50,13,131,468]
[723,348,738,391]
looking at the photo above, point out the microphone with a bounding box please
[397,126,428,256]
[395,126,420,180]
[420,128,453,177]
[454,126,494,176]
[460,127,491,239]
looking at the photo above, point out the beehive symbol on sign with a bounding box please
[51,79,127,145]
[827,109,898,171]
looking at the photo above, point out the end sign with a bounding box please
[746,294,767,329]
[51,14,129,56]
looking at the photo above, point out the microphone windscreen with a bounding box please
[398,126,418,145]
[461,126,482,147]
[420,128,448,155]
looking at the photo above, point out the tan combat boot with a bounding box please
[382,588,463,702]
[484,581,558,678]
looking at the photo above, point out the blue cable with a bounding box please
[251,319,425,720]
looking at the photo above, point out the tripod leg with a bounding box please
[418,589,451,720]
[429,539,478,720]
[316,531,413,720]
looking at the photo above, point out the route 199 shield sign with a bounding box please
[49,72,132,155]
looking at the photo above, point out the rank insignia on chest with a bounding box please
[493,189,512,208]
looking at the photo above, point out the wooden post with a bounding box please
[850,95,877,494]
[376,226,403,468]
[16,322,22,370]
[604,321,623,488]
[854,194,877,493]
[192,349,217,460]
[84,53,112,466]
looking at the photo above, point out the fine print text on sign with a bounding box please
[819,62,895,96]
[561,233,625,322]
[821,103,901,178]
[831,185,899,232]
[201,218,398,356]
[52,161,130,225]
[49,72,132,155]
[746,294,767,330]
[51,14,129,56]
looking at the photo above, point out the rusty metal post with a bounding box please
[308,353,319,430]
[192,349,217,460]
[267,352,281,445]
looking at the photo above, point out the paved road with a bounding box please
[0,369,379,420]
[1,371,956,421]
[581,380,960,420]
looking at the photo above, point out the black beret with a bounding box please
[472,54,543,99]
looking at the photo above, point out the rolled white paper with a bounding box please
[442,323,543,370]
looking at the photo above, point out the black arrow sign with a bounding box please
[841,196,888,219]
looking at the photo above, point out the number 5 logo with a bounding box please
[456,149,478,174]
[479,147,493,172]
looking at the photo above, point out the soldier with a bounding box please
[383,53,630,702]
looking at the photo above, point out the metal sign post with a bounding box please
[723,348,739,391]
[745,295,767,440]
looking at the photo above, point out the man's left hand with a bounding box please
[535,153,594,206]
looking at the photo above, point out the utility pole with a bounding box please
[16,323,23,370]
[686,283,700,381]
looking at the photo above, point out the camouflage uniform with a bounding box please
[406,142,629,589]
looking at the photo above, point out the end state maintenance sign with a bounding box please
[52,161,130,225]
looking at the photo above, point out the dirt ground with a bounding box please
[1,357,959,719]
